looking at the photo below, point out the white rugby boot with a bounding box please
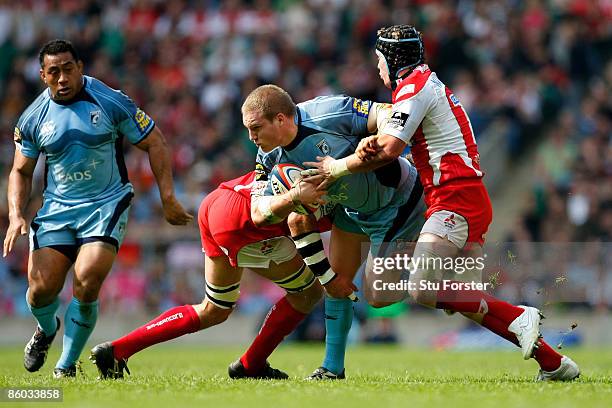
[508,305,543,360]
[537,356,580,381]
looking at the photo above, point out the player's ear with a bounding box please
[39,68,46,84]
[275,112,286,126]
[77,60,84,74]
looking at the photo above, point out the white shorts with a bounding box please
[236,236,297,268]
[420,210,469,249]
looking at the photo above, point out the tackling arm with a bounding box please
[250,177,326,227]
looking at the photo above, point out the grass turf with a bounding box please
[0,345,610,408]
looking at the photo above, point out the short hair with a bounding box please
[39,39,80,67]
[242,85,296,121]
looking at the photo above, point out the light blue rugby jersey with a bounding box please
[13,75,154,205]
[254,95,418,214]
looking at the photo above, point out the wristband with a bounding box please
[328,157,350,178]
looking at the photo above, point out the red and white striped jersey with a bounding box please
[381,64,483,193]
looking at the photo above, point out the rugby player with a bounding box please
[90,171,328,379]
[4,40,192,378]
[309,25,579,381]
[241,86,426,379]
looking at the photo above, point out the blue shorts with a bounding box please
[333,179,426,257]
[29,191,134,253]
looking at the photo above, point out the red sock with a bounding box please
[436,281,523,324]
[112,305,200,360]
[481,314,562,371]
[240,297,306,374]
[533,339,563,371]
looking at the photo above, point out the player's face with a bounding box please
[40,52,84,101]
[242,109,282,152]
[376,52,392,89]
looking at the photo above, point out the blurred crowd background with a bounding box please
[0,0,610,334]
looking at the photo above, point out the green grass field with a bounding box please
[0,345,610,408]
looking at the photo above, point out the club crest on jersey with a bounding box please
[316,139,331,155]
[90,110,101,126]
[40,121,55,138]
[388,111,409,131]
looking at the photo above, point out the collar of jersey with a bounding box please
[284,107,319,151]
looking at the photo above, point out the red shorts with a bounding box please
[423,180,493,246]
[198,188,289,267]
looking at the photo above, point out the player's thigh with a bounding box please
[407,232,463,306]
[329,223,369,279]
[27,247,73,305]
[73,241,118,301]
[251,253,322,313]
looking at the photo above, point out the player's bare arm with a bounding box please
[3,150,37,257]
[302,135,406,189]
[251,176,327,227]
[135,126,193,225]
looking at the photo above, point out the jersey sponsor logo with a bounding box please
[449,93,461,107]
[254,163,267,181]
[54,158,103,184]
[443,213,456,229]
[328,192,348,202]
[90,110,101,126]
[134,108,152,132]
[13,127,22,144]
[320,201,336,216]
[352,98,370,117]
[40,121,55,138]
[387,111,409,131]
[316,139,331,155]
[260,240,274,255]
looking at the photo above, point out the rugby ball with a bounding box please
[269,163,320,216]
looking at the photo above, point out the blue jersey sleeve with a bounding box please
[298,95,372,137]
[14,112,40,159]
[113,92,155,144]
[89,77,155,144]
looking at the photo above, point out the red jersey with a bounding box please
[381,65,492,244]
[382,64,483,196]
[199,172,288,266]
[199,172,332,266]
